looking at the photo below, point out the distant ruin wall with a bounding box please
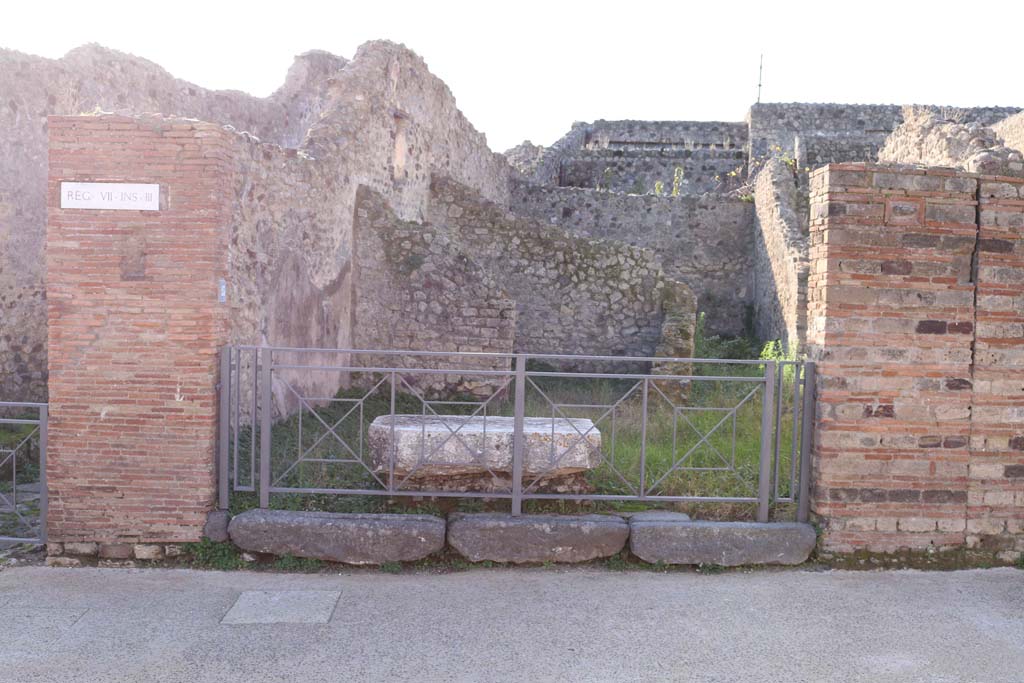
[522,123,589,186]
[749,103,1022,171]
[751,158,808,351]
[519,120,749,196]
[510,180,751,337]
[582,120,748,150]
[993,112,1024,155]
[557,149,747,195]
[431,176,696,365]
[879,109,1024,178]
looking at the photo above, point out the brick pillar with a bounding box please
[807,164,977,554]
[971,177,1024,560]
[46,115,233,543]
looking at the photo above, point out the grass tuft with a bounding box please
[184,538,244,571]
[273,554,322,572]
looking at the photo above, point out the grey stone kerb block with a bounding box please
[629,518,816,566]
[447,513,629,564]
[228,510,445,565]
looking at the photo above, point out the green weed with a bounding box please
[604,553,630,571]
[185,538,244,571]
[273,554,322,572]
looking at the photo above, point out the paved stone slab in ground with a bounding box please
[367,415,601,479]
[629,519,816,566]
[221,590,341,625]
[228,510,445,564]
[447,512,629,563]
[0,608,86,647]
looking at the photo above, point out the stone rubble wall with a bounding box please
[557,148,747,195]
[429,175,696,366]
[223,133,356,417]
[751,158,808,352]
[219,41,516,412]
[301,41,511,222]
[879,108,1024,177]
[351,184,515,391]
[509,179,750,337]
[503,140,547,178]
[749,103,1022,172]
[582,120,749,150]
[514,120,748,197]
[0,45,347,402]
[513,122,590,186]
[992,111,1024,155]
[808,163,1024,562]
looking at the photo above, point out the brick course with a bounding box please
[46,115,232,543]
[809,163,1024,558]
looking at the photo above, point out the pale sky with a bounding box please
[3,0,1022,151]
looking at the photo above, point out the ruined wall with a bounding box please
[504,140,547,178]
[302,41,510,223]
[352,185,515,385]
[749,103,1022,172]
[0,45,347,401]
[1,40,514,402]
[430,176,696,365]
[751,158,808,351]
[808,163,1024,562]
[879,108,1024,177]
[582,121,748,150]
[993,112,1024,155]
[510,180,751,337]
[513,123,589,186]
[515,120,748,196]
[557,149,747,195]
[219,40,515,408]
[46,115,232,543]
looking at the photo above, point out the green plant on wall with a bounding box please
[653,180,664,196]
[597,166,613,191]
[671,167,684,197]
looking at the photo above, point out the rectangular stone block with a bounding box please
[367,415,601,478]
[447,513,628,564]
[628,519,816,566]
[228,510,446,565]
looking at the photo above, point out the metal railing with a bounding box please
[0,401,47,544]
[219,347,815,522]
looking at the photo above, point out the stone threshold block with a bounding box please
[629,518,816,566]
[228,510,445,565]
[447,512,629,564]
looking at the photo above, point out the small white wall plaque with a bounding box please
[60,182,160,211]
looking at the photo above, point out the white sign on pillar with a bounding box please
[60,182,160,211]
